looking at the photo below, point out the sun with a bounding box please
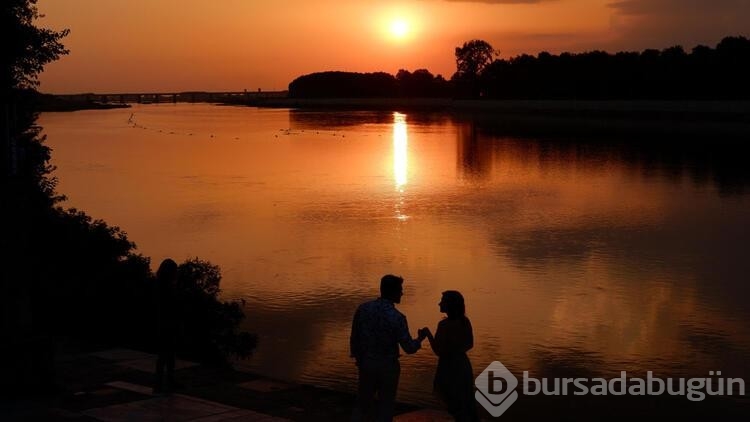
[389,19,409,39]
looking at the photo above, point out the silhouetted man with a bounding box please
[350,274,426,421]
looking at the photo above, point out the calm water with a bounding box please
[40,104,750,405]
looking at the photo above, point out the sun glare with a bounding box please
[389,19,409,39]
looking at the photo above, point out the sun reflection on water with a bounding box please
[393,112,409,221]
[393,112,408,190]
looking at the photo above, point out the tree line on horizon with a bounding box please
[289,69,452,98]
[289,36,750,100]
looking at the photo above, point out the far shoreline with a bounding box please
[38,94,750,137]
[240,96,750,114]
[235,97,750,138]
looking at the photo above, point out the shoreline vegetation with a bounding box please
[286,37,750,101]
[39,35,750,135]
[38,91,750,137]
[4,1,255,399]
[38,94,750,137]
[40,35,750,114]
[239,36,750,136]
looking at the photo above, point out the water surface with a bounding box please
[40,104,750,406]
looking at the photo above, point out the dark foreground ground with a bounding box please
[1,340,747,421]
[0,341,431,422]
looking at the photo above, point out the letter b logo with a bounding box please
[475,361,519,417]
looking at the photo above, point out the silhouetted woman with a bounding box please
[154,258,179,394]
[424,291,479,421]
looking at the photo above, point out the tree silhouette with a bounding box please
[454,40,496,80]
[289,69,452,98]
[3,0,69,395]
[286,35,750,101]
[453,39,497,97]
[289,71,398,98]
[3,0,69,183]
[475,36,750,100]
[2,0,69,93]
[396,68,452,97]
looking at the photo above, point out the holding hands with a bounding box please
[417,327,433,341]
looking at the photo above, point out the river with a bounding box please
[39,103,750,407]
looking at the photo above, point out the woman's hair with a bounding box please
[156,258,178,284]
[441,290,466,320]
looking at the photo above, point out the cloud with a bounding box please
[609,0,747,16]
[608,0,750,49]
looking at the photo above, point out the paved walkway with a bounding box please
[48,348,292,421]
[84,381,287,422]
[14,347,453,422]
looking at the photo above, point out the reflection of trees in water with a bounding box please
[289,108,750,194]
[455,122,494,182]
[456,118,750,194]
[455,118,750,313]
[289,110,394,130]
[289,109,453,131]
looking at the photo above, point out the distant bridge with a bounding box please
[54,91,287,105]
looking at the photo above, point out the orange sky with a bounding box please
[37,0,750,93]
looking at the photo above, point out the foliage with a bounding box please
[2,3,254,396]
[287,36,750,100]
[478,36,750,100]
[395,69,452,97]
[177,258,258,362]
[452,40,497,97]
[454,39,497,81]
[1,0,69,92]
[18,208,257,362]
[288,70,452,98]
[289,71,398,98]
[2,0,67,195]
[23,206,257,362]
[3,90,59,202]
[179,258,222,298]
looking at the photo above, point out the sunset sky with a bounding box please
[38,0,749,93]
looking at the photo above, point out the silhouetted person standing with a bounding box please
[153,258,179,395]
[423,291,479,421]
[350,274,427,422]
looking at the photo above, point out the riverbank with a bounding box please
[240,98,750,138]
